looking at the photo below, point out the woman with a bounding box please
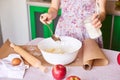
[40,0,106,47]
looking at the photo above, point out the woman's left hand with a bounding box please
[91,14,102,29]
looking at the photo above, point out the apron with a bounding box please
[55,0,103,47]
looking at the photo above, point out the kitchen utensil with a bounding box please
[45,22,61,41]
[40,15,61,41]
[37,36,82,65]
[10,43,47,72]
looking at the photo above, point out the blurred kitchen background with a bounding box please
[0,0,120,51]
[0,20,3,47]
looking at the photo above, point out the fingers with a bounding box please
[91,14,102,29]
[40,13,52,24]
[91,14,99,20]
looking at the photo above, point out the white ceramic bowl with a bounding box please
[37,36,82,65]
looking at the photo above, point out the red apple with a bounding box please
[117,53,120,65]
[66,75,81,80]
[52,64,66,80]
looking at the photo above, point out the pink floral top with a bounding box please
[55,0,103,47]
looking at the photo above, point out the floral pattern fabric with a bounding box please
[55,0,103,47]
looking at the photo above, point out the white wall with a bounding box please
[0,0,30,45]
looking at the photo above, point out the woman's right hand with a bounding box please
[40,13,52,24]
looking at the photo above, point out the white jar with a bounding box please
[84,18,102,39]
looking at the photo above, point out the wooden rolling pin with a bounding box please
[10,43,47,72]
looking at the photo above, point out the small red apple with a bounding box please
[117,53,120,65]
[66,75,81,80]
[52,64,66,80]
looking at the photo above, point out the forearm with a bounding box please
[98,0,106,22]
[48,0,60,19]
[99,11,106,22]
[48,7,58,19]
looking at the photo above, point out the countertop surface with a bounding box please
[27,0,120,16]
[1,38,120,80]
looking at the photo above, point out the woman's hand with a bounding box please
[40,0,60,24]
[40,13,52,24]
[91,14,102,29]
